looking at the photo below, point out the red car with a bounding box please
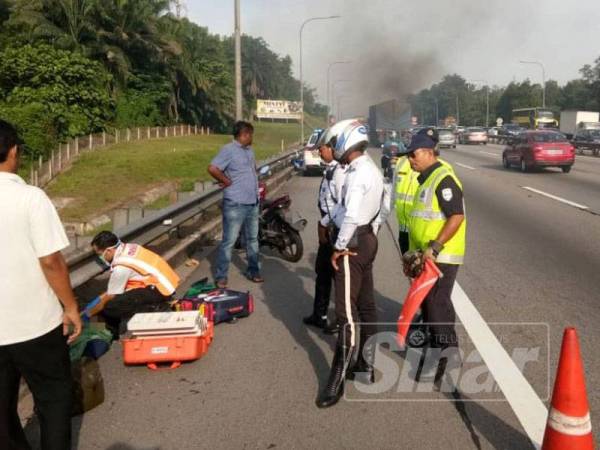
[502,130,575,173]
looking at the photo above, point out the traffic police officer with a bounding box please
[316,120,390,408]
[392,130,454,254]
[405,128,466,366]
[303,121,350,331]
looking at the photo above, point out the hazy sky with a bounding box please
[187,1,600,116]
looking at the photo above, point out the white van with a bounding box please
[303,128,325,175]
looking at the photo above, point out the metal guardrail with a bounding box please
[68,147,302,289]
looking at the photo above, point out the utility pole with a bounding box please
[456,94,460,126]
[234,0,242,121]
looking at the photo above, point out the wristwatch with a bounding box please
[428,240,444,257]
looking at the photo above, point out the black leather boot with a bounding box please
[347,339,375,384]
[303,314,327,329]
[316,345,353,408]
[322,321,340,334]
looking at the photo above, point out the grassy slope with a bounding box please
[47,117,325,221]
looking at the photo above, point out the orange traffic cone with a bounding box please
[542,327,594,450]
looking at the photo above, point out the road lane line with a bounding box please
[479,151,500,157]
[455,163,476,170]
[521,186,589,210]
[452,283,548,449]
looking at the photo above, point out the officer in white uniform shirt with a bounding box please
[316,120,390,408]
[303,121,352,332]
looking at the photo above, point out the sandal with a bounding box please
[246,274,264,283]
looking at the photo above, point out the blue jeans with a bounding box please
[215,199,260,281]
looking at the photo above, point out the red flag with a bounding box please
[396,259,442,346]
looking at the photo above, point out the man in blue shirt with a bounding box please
[208,121,262,288]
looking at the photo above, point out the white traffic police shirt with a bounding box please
[330,154,391,250]
[318,160,345,225]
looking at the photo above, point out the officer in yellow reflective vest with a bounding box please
[405,128,466,356]
[85,231,180,337]
[392,131,454,254]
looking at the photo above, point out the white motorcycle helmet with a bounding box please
[334,121,369,163]
[316,118,360,149]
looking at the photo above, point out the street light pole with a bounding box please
[434,98,439,126]
[299,15,340,143]
[234,0,242,121]
[471,79,489,127]
[519,60,546,108]
[336,95,350,120]
[326,61,351,118]
[331,79,352,119]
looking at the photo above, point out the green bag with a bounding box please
[69,323,113,362]
[184,277,217,298]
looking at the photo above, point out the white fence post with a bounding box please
[116,129,119,144]
[137,127,140,140]
[102,131,106,146]
[49,150,54,179]
[127,129,131,142]
[147,127,150,139]
[181,124,184,135]
[34,170,38,187]
[38,155,42,169]
[66,142,70,160]
[75,138,79,156]
[89,133,93,151]
[58,147,62,171]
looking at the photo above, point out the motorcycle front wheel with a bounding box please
[279,229,303,262]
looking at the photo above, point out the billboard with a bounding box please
[256,100,303,120]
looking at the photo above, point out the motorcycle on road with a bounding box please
[235,165,307,262]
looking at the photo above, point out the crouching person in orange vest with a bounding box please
[84,231,180,337]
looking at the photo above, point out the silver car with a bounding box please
[438,128,456,148]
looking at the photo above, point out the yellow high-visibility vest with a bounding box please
[408,164,466,265]
[394,157,454,232]
[113,244,180,296]
[394,157,419,231]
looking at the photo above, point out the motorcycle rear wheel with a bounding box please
[279,229,303,262]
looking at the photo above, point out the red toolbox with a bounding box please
[122,312,213,370]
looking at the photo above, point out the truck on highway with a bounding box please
[559,110,600,139]
[512,108,558,129]
[368,100,412,146]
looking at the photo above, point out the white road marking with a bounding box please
[480,151,500,157]
[455,162,476,170]
[452,283,548,450]
[521,186,589,210]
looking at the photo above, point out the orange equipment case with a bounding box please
[122,312,214,370]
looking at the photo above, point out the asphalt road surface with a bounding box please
[32,145,599,449]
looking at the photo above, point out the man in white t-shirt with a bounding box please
[0,120,82,450]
